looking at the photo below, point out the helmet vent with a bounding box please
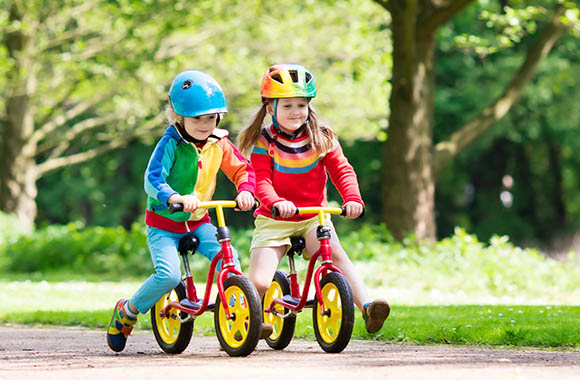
[289,70,298,83]
[305,72,312,83]
[181,80,193,90]
[270,73,284,84]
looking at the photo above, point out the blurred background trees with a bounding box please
[1,0,579,253]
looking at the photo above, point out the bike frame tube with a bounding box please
[161,250,222,318]
[185,274,198,303]
[289,272,301,299]
[216,240,243,318]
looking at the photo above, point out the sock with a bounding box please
[363,302,372,315]
[123,300,138,320]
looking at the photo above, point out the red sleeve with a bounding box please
[323,142,364,206]
[219,138,256,194]
[250,147,286,209]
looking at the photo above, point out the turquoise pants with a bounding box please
[131,223,240,314]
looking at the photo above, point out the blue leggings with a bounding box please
[131,223,240,314]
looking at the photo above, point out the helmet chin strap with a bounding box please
[271,98,308,140]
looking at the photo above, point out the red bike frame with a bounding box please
[159,201,244,320]
[265,207,345,315]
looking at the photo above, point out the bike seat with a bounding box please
[178,234,200,255]
[287,237,306,256]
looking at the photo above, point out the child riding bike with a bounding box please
[237,63,390,334]
[107,70,259,352]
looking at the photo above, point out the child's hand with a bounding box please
[235,191,254,211]
[272,201,296,219]
[168,194,200,213]
[343,201,363,219]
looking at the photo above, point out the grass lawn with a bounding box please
[1,280,578,349]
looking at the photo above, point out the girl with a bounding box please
[238,63,390,334]
[107,70,257,352]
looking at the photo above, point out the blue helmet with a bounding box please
[168,70,228,117]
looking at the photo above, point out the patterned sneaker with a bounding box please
[106,299,137,352]
[363,299,390,334]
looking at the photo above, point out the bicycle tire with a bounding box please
[263,270,296,350]
[151,281,194,354]
[312,271,354,353]
[214,275,262,356]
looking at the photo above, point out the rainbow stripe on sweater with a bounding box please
[251,126,336,174]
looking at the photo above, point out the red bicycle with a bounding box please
[150,201,262,356]
[263,206,355,353]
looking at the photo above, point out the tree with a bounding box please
[373,0,578,240]
[1,0,392,230]
[0,0,251,231]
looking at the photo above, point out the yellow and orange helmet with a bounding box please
[260,64,317,99]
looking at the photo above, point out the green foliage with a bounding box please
[1,223,151,278]
[2,224,578,307]
[0,212,28,270]
[435,2,580,245]
[0,212,27,244]
[359,227,580,305]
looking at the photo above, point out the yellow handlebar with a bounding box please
[169,200,254,228]
[272,206,346,225]
[296,207,344,225]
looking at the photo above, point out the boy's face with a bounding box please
[183,114,218,141]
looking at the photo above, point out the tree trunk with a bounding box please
[382,11,437,240]
[0,6,38,231]
[0,95,39,232]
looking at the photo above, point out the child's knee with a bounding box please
[331,247,350,265]
[250,274,271,295]
[156,266,181,289]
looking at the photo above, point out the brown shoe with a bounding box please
[363,299,390,333]
[259,323,273,339]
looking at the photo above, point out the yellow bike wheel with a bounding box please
[214,275,261,356]
[312,272,354,353]
[151,281,193,354]
[263,270,296,350]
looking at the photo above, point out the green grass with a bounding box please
[1,225,578,349]
[1,281,578,349]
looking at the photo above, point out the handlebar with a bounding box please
[169,200,259,214]
[271,206,364,219]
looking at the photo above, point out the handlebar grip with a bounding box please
[341,206,365,219]
[169,203,184,214]
[234,199,259,210]
[272,205,298,219]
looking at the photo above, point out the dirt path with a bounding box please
[0,326,579,380]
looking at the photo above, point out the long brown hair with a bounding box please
[237,100,336,157]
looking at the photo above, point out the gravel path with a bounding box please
[1,326,579,380]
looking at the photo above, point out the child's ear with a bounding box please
[265,102,274,116]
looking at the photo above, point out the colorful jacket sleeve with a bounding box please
[144,132,178,206]
[322,140,364,206]
[218,137,256,194]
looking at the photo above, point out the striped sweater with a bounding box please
[251,124,363,222]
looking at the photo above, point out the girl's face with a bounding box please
[183,114,218,141]
[268,97,309,135]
